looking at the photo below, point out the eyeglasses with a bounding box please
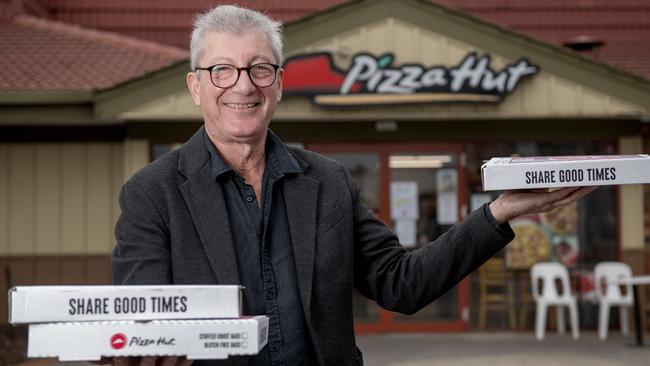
[195,63,280,89]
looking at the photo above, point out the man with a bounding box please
[112,4,595,366]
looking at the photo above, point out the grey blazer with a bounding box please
[112,127,513,365]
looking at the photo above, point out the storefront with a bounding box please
[1,0,649,332]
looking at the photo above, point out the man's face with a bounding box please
[187,31,283,144]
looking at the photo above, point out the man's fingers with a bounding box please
[545,186,581,201]
[89,358,112,365]
[551,186,599,209]
[113,357,136,366]
[178,357,193,366]
[86,356,190,366]
[159,357,179,366]
[139,357,157,366]
[153,356,193,366]
[159,357,177,366]
[494,185,598,221]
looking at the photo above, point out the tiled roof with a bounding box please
[21,0,649,81]
[26,0,351,49]
[2,0,649,91]
[433,0,650,80]
[0,14,187,91]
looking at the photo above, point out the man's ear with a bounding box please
[276,68,283,101]
[187,72,201,106]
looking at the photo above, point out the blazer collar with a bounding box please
[178,125,210,179]
[177,126,239,284]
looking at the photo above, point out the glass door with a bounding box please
[307,142,468,332]
[388,152,464,328]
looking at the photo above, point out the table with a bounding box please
[612,275,650,346]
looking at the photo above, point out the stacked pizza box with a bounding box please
[8,285,268,361]
[481,154,650,191]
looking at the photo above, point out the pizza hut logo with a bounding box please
[110,333,127,350]
[282,51,538,106]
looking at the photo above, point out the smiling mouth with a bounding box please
[224,103,260,109]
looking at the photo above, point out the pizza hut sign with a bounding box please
[283,51,539,106]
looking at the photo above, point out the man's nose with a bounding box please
[231,69,256,93]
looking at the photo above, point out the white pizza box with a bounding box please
[27,316,268,361]
[481,154,650,191]
[9,285,242,324]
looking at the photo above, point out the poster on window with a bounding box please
[541,202,580,269]
[390,181,419,220]
[505,202,580,270]
[436,169,458,225]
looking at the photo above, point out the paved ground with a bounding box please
[357,331,650,366]
[15,331,650,366]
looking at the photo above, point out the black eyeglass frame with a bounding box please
[194,63,281,89]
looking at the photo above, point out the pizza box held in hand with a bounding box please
[481,154,650,191]
[27,316,268,361]
[9,285,242,324]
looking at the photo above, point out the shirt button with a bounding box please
[265,291,274,300]
[271,343,281,351]
[245,196,254,203]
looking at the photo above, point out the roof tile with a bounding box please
[434,0,650,80]
[0,14,187,91]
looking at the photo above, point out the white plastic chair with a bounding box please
[531,262,579,340]
[594,261,634,340]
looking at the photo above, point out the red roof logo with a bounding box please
[110,333,127,350]
[283,52,361,95]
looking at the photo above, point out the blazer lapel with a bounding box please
[283,174,319,323]
[180,168,240,285]
[178,128,240,285]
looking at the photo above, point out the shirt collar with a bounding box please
[203,130,232,181]
[203,128,301,181]
[266,129,301,176]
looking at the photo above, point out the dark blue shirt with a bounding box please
[204,130,316,366]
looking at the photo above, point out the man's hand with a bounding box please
[488,186,598,224]
[93,356,192,366]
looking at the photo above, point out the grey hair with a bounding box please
[190,5,284,70]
